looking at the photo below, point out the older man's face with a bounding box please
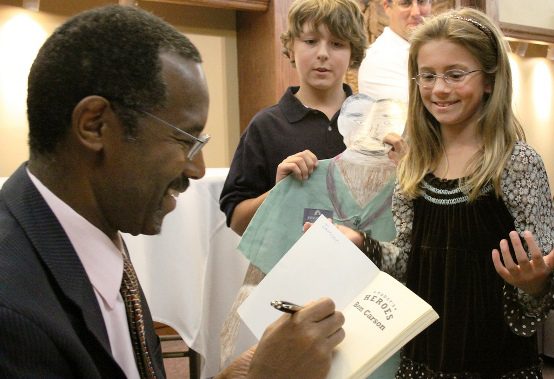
[384,0,432,40]
[98,53,209,237]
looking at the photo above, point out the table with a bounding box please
[123,168,249,378]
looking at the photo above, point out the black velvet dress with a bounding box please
[396,174,541,378]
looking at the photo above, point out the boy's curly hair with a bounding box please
[281,0,368,68]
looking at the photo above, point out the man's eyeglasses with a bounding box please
[412,69,483,89]
[138,110,210,160]
[395,0,432,8]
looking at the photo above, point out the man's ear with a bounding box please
[71,96,110,152]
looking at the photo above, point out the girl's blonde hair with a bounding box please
[280,0,368,68]
[398,7,525,200]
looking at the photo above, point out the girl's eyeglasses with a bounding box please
[412,69,483,89]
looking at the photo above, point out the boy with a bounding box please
[220,0,368,235]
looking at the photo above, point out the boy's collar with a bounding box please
[280,84,353,124]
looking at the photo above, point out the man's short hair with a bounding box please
[27,5,202,155]
[281,0,368,68]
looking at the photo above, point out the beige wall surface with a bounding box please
[497,0,554,30]
[0,1,240,177]
[509,53,554,192]
[0,5,56,176]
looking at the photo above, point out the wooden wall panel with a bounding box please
[236,0,298,132]
[142,0,268,11]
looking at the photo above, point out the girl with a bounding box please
[359,8,554,378]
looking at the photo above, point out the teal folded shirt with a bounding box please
[239,157,396,273]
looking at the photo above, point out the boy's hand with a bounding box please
[275,150,318,183]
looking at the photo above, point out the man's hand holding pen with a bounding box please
[245,297,345,379]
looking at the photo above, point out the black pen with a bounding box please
[271,300,304,314]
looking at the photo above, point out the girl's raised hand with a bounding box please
[492,230,554,297]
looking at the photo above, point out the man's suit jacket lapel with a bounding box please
[4,164,166,377]
[3,165,112,355]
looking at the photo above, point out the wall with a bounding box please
[0,1,240,177]
[497,0,554,30]
[509,53,554,191]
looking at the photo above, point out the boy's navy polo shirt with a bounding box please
[220,84,352,226]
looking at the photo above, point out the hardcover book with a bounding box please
[238,216,439,379]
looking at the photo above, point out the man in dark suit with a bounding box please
[0,5,345,379]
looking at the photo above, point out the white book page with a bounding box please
[238,215,379,339]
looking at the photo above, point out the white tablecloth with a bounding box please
[123,168,249,378]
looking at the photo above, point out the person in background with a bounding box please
[0,5,345,378]
[358,0,432,102]
[219,0,368,236]
[312,7,554,377]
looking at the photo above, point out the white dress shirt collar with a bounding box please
[27,169,140,379]
[26,169,123,309]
